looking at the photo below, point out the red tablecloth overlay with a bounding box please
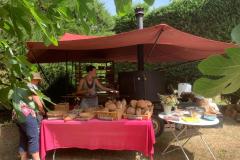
[40,119,155,160]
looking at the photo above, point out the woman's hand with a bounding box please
[109,90,119,94]
[39,109,46,116]
[88,88,95,95]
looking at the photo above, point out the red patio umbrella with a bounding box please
[27,24,236,63]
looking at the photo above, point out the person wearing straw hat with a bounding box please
[16,72,45,160]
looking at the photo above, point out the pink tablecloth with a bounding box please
[40,119,155,160]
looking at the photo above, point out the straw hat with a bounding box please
[32,72,42,80]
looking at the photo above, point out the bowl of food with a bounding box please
[203,113,217,121]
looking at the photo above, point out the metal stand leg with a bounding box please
[172,128,190,160]
[52,149,56,160]
[199,134,217,160]
[162,124,217,160]
[162,125,187,154]
[162,124,191,160]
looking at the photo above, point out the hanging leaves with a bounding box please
[114,0,132,16]
[193,48,240,97]
[0,0,133,121]
[144,0,155,6]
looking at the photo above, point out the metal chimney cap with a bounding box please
[135,7,144,16]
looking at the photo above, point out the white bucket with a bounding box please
[178,83,192,96]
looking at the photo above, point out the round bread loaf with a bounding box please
[130,100,137,108]
[126,107,135,114]
[136,100,148,108]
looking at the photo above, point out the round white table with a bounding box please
[159,113,219,160]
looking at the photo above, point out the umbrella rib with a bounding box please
[146,28,164,61]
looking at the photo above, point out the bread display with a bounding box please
[196,98,219,114]
[47,111,67,120]
[130,100,137,108]
[54,103,69,111]
[46,99,153,121]
[121,99,127,107]
[124,99,154,120]
[136,99,148,109]
[64,113,77,122]
[107,103,117,111]
[126,107,135,114]
[95,99,127,120]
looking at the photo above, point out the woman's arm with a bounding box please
[32,95,45,114]
[95,79,117,92]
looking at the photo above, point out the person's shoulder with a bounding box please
[80,76,87,80]
[27,83,38,91]
[79,77,86,83]
[94,78,99,82]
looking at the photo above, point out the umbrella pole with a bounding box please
[135,7,144,71]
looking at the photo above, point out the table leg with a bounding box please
[162,124,191,160]
[52,149,56,160]
[162,125,187,154]
[199,134,217,160]
[173,126,191,160]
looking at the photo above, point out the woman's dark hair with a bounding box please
[86,65,96,73]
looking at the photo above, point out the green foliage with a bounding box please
[163,62,201,88]
[35,0,115,37]
[144,0,154,6]
[39,63,67,90]
[0,0,132,120]
[231,24,240,44]
[0,0,115,121]
[113,0,240,101]
[114,0,240,42]
[44,73,75,104]
[114,2,151,33]
[193,48,240,97]
[157,94,179,107]
[115,62,137,72]
[193,23,240,99]
[114,0,132,16]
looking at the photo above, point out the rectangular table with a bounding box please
[40,119,155,160]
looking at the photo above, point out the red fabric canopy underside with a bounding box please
[27,24,236,63]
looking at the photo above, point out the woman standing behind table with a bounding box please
[16,72,45,160]
[77,65,118,108]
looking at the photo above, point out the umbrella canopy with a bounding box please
[27,24,235,63]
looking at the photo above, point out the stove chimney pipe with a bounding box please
[135,7,144,71]
[135,7,144,29]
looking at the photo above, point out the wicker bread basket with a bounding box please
[124,105,153,120]
[96,110,123,120]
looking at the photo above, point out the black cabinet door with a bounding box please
[118,71,166,101]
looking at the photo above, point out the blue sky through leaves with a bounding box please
[100,0,171,15]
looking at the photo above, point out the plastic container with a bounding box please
[178,83,192,97]
[203,113,217,121]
